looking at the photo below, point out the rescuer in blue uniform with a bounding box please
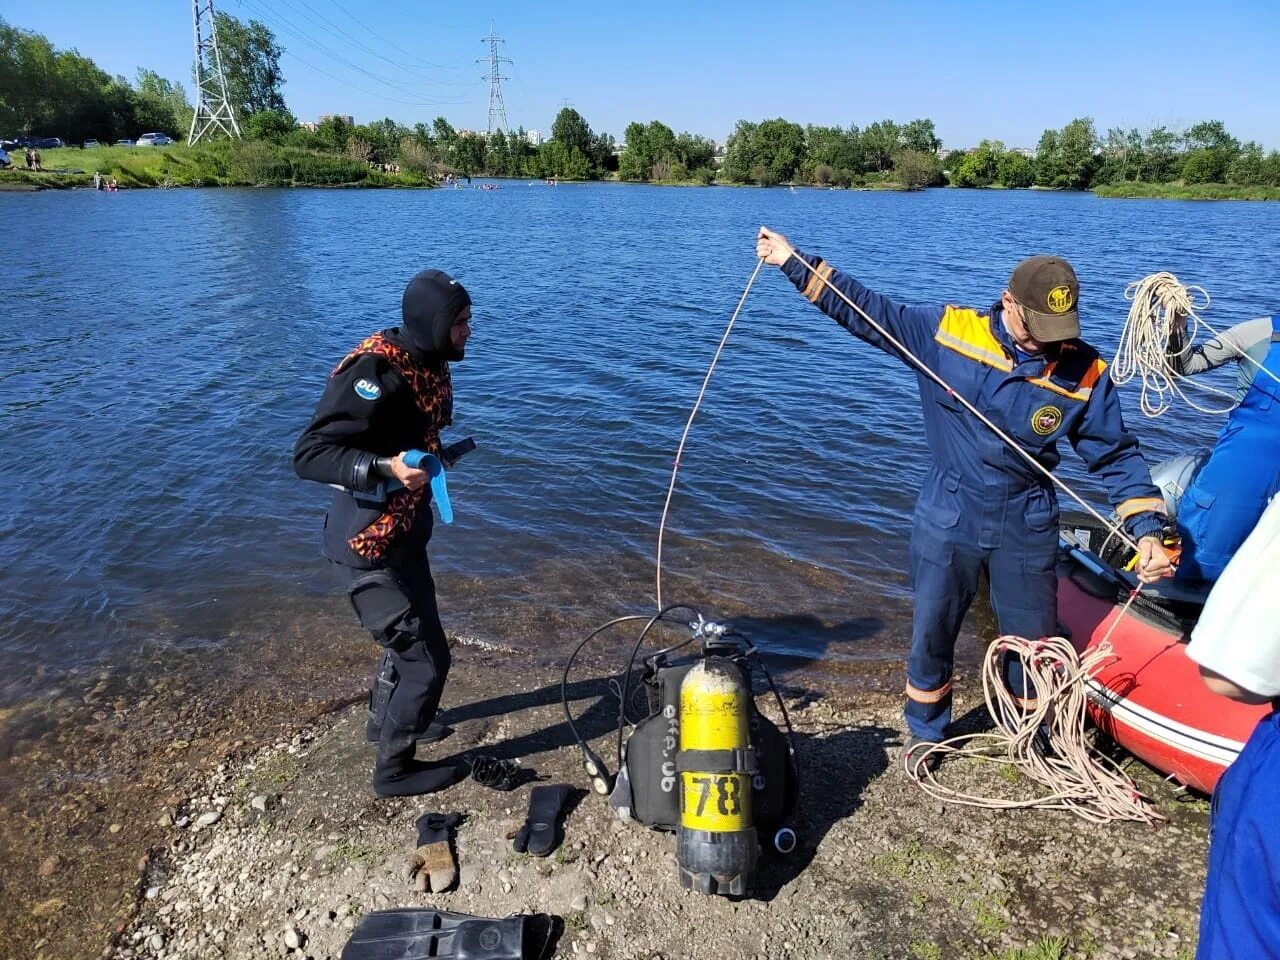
[1168,314,1280,582]
[755,228,1174,768]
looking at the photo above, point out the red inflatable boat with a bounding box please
[1057,529,1269,794]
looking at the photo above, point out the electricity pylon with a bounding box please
[188,0,241,145]
[477,25,510,137]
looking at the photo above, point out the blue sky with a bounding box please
[4,0,1278,148]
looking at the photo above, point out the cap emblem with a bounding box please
[1046,285,1074,314]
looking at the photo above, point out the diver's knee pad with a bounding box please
[347,568,422,650]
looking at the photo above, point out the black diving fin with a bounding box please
[339,908,558,960]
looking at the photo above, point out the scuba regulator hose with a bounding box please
[560,607,700,796]
[561,609,803,853]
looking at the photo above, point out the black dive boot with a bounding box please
[373,723,466,798]
[365,654,454,746]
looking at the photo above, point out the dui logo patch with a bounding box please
[1031,405,1063,436]
[354,378,381,401]
[1046,285,1074,314]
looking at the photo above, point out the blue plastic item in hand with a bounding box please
[402,450,454,524]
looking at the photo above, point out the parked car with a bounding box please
[83,139,101,149]
[136,133,173,147]
[0,148,11,169]
[33,137,63,149]
[115,139,134,147]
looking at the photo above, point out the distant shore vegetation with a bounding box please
[3,15,1277,198]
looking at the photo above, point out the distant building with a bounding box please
[1011,147,1036,157]
[319,114,355,127]
[297,121,318,132]
[456,128,486,139]
[526,129,543,147]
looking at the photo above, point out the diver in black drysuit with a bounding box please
[294,269,474,797]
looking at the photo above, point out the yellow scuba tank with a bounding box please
[676,656,758,896]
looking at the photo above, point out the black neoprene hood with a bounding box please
[401,269,472,362]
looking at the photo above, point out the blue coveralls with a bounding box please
[1197,707,1280,959]
[1177,316,1280,582]
[782,254,1166,740]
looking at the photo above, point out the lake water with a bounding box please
[3,182,1279,715]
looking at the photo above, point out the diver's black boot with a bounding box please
[373,724,465,798]
[365,653,455,746]
[366,718,455,747]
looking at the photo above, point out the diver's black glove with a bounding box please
[512,784,576,857]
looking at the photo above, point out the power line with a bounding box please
[271,0,476,87]
[232,0,479,107]
[317,0,472,74]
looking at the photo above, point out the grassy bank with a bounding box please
[1094,181,1280,201]
[0,141,432,189]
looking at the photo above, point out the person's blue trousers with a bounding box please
[1197,709,1280,959]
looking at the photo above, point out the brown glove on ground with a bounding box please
[405,811,460,893]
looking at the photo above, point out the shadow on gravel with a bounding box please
[437,675,636,770]
[752,722,898,902]
[727,613,886,678]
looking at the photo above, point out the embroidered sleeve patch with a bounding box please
[354,378,382,401]
[1031,404,1063,435]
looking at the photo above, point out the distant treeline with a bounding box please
[5,14,1278,192]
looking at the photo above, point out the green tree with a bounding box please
[722,117,805,184]
[952,140,1004,187]
[432,116,456,146]
[1138,126,1181,183]
[0,19,57,134]
[1181,120,1238,183]
[862,119,902,171]
[901,118,941,155]
[673,132,715,171]
[213,12,286,119]
[995,151,1034,188]
[1033,118,1099,189]
[804,124,865,182]
[453,131,486,174]
[1033,129,1061,186]
[619,121,656,180]
[1227,142,1267,185]
[550,108,592,157]
[1181,149,1222,184]
[314,116,350,152]
[133,68,192,138]
[242,107,294,143]
[892,149,939,189]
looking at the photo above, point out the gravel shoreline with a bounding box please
[103,644,1208,960]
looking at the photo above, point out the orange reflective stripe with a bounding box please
[1010,693,1039,710]
[1117,497,1167,519]
[1027,375,1089,401]
[905,679,953,704]
[1079,357,1107,391]
[934,306,1013,371]
[802,260,834,303]
[1028,356,1106,402]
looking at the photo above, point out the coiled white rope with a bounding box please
[1113,272,1279,417]
[906,605,1164,825]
